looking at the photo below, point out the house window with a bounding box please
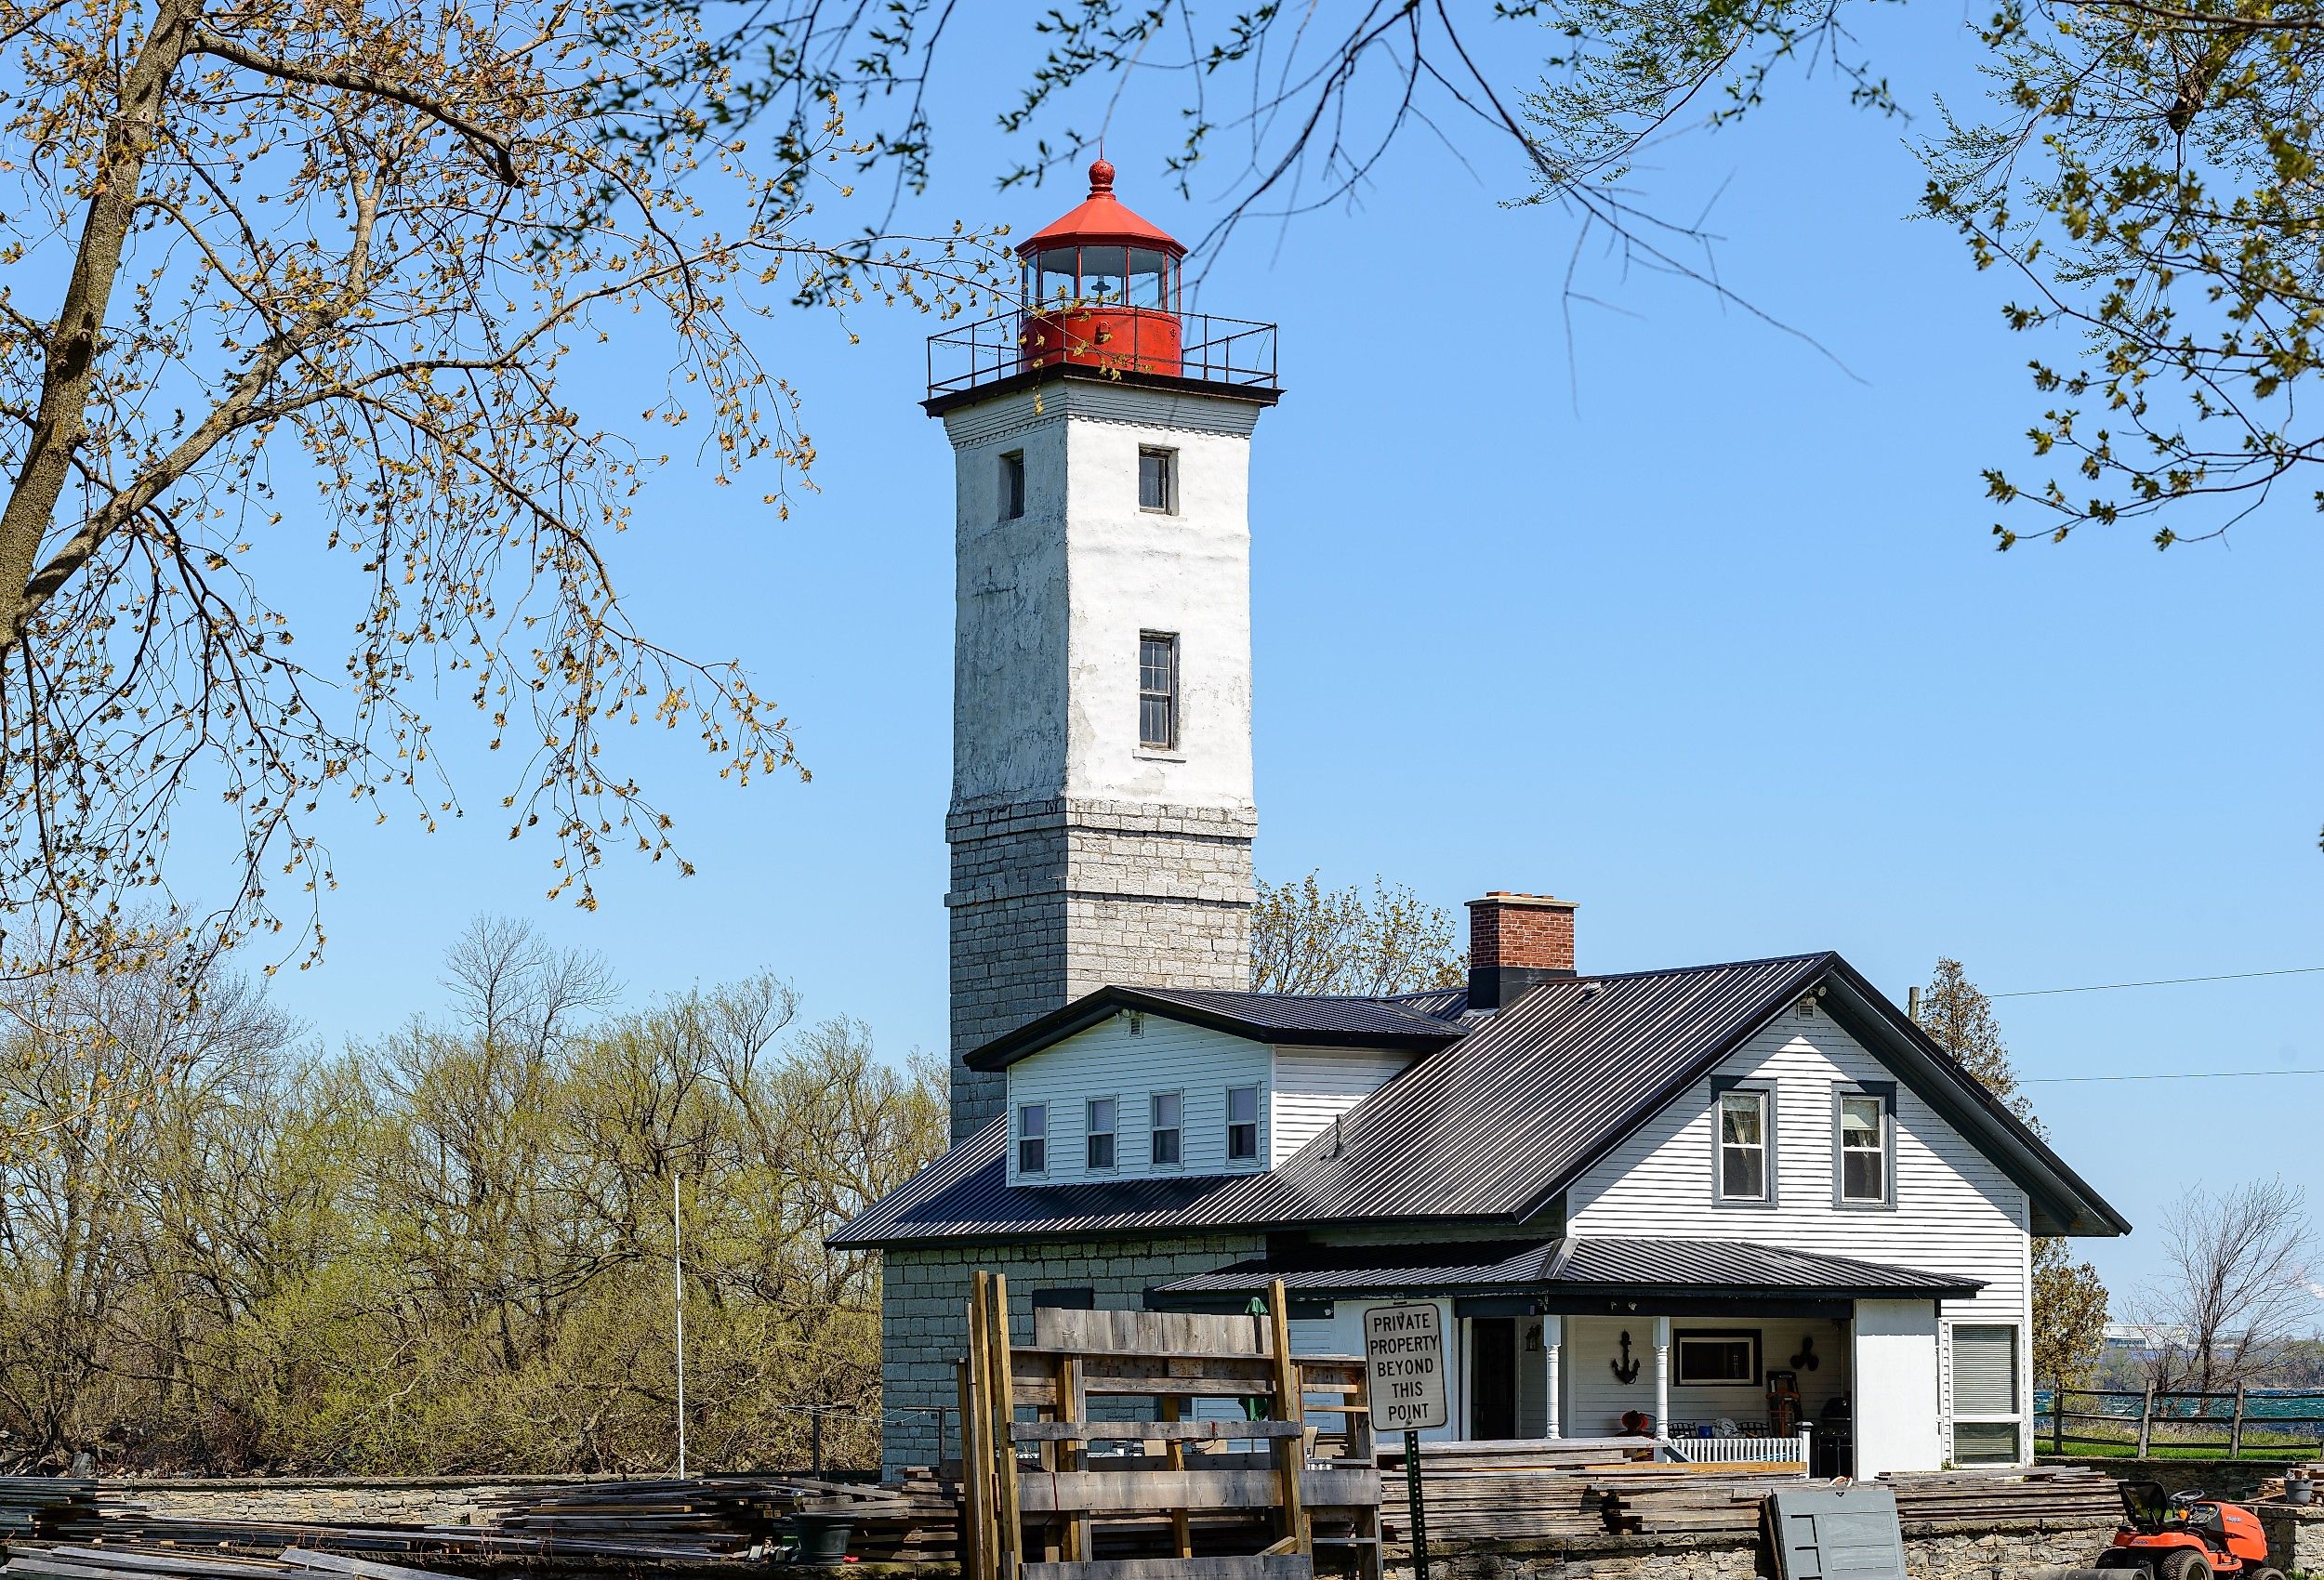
[1151,1091,1182,1166]
[1950,1323,2022,1465]
[1017,1102,1047,1175]
[1837,1090,1889,1205]
[1139,633,1179,751]
[1138,446,1174,512]
[1717,1087,1770,1202]
[999,451,1025,520]
[1674,1330,1761,1387]
[1226,1085,1260,1162]
[1086,1097,1117,1170]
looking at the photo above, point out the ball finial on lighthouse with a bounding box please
[1087,155,1116,194]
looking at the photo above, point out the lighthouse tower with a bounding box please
[928,161,1281,1142]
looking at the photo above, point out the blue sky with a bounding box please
[237,7,2321,1304]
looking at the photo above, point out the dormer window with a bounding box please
[1086,1098,1117,1170]
[1226,1085,1260,1162]
[1017,1102,1048,1175]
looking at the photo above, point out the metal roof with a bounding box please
[964,983,1466,1073]
[831,950,2132,1250]
[1147,1236,1985,1300]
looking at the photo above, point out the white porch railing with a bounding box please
[1660,1428,1814,1470]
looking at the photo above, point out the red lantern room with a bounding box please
[1015,158,1185,377]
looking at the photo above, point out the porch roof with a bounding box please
[1145,1234,1983,1309]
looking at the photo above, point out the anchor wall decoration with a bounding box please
[1611,1329,1642,1384]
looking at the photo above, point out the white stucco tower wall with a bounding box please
[938,375,1272,1140]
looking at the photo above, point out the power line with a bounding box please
[2027,1069,2324,1085]
[1991,965,2324,998]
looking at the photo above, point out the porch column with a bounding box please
[1652,1315,1671,1442]
[1540,1315,1562,1439]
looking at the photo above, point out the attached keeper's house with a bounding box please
[831,160,2129,1481]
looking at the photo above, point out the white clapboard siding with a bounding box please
[1006,1012,1273,1185]
[1564,1011,2030,1332]
[1007,1018,1414,1184]
[1271,1047,1415,1165]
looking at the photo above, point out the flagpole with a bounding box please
[674,1171,687,1479]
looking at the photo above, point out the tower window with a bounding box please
[1139,633,1179,751]
[1138,447,1175,512]
[1151,1091,1182,1166]
[1086,1097,1117,1170]
[1226,1084,1260,1162]
[999,451,1025,520]
[1017,1102,1048,1175]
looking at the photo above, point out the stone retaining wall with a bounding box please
[2041,1456,2284,1505]
[1380,1519,2121,1580]
[2259,1502,2324,1573]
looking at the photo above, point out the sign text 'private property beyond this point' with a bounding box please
[1364,1302,1448,1432]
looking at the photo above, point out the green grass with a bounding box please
[2050,1439,2319,1462]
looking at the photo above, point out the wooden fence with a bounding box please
[957,1272,1381,1580]
[2041,1385,2324,1457]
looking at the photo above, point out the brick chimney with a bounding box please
[1466,892,1578,1011]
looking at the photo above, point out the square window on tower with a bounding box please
[1139,633,1179,751]
[1138,447,1175,512]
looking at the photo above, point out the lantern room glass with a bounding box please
[1023,245,1179,310]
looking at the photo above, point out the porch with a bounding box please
[1145,1233,1982,1476]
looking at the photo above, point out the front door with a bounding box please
[1470,1317,1518,1439]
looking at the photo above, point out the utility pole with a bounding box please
[675,1171,688,1479]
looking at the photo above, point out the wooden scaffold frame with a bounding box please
[957,1271,1381,1580]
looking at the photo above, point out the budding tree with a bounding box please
[0,0,999,985]
[1248,873,1465,998]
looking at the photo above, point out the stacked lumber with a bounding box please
[2256,1467,2324,1502]
[1882,1468,2122,1527]
[1595,1467,1799,1537]
[2,1541,469,1580]
[0,1480,102,1541]
[487,1474,957,1562]
[1375,1468,1605,1543]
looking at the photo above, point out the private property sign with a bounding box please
[1364,1302,1448,1432]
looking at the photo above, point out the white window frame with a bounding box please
[1832,1083,1896,1209]
[1710,1079,1775,1205]
[1016,1102,1049,1177]
[1673,1329,1762,1388]
[1947,1322,2026,1466]
[1086,1097,1118,1171]
[1225,1084,1261,1164]
[1150,1090,1183,1168]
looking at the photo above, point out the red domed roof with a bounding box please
[1016,158,1185,257]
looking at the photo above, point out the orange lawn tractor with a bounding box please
[2093,1482,2284,1580]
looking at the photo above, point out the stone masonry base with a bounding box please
[1380,1520,2122,1580]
